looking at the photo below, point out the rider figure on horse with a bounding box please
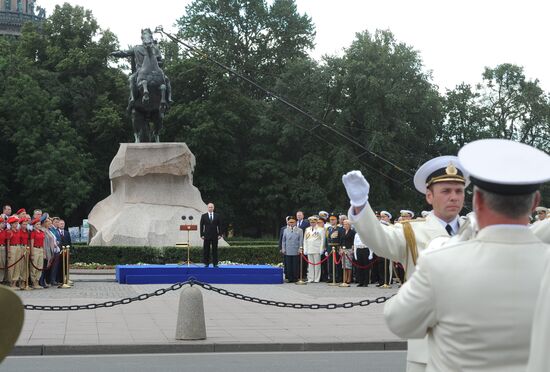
[111,29,173,111]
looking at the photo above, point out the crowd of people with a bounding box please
[279,206,548,287]
[278,210,420,285]
[0,204,71,290]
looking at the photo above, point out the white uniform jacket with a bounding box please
[384,225,550,372]
[303,226,325,255]
[531,218,550,244]
[348,203,458,364]
[527,249,550,372]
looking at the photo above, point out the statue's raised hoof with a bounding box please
[142,93,150,103]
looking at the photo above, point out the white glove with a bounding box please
[342,170,370,207]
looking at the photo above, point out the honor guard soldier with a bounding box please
[385,139,550,372]
[528,208,550,371]
[400,210,415,221]
[342,155,469,372]
[531,217,550,243]
[379,211,392,225]
[534,206,548,222]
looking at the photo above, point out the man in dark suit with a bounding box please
[295,211,310,231]
[200,203,223,267]
[57,219,72,283]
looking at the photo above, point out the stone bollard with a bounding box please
[175,286,207,340]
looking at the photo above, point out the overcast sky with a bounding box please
[39,0,550,92]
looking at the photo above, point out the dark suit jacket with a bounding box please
[296,219,310,231]
[50,227,61,244]
[59,229,72,247]
[342,229,356,250]
[200,212,222,240]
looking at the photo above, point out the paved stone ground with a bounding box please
[13,273,402,350]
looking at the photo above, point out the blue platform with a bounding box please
[116,264,283,285]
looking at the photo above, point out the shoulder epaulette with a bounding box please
[397,217,426,224]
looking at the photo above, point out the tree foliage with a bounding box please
[0,4,128,220]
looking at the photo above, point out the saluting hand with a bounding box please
[342,170,370,209]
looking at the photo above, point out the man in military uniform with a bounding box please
[384,139,550,371]
[326,214,344,283]
[527,222,550,371]
[534,206,547,222]
[342,155,469,372]
[400,210,415,221]
[531,216,550,242]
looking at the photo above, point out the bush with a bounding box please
[70,245,282,265]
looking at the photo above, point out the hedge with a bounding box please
[70,245,282,266]
[224,240,277,246]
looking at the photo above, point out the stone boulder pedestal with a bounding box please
[88,143,225,247]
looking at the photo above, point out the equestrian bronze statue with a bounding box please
[111,28,172,143]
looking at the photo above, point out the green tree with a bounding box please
[0,4,128,221]
[177,0,314,88]
[333,30,444,212]
[439,83,490,153]
[479,64,550,151]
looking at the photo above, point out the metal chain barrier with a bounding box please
[349,257,381,270]
[23,279,395,311]
[300,252,330,266]
[191,280,395,310]
[0,253,26,270]
[24,281,190,311]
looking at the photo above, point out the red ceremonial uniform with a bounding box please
[30,230,45,248]
[0,229,7,246]
[9,229,22,245]
[19,229,29,246]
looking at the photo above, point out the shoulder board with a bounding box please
[397,218,426,224]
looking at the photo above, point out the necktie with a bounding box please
[60,229,63,237]
[445,224,453,236]
[209,213,213,222]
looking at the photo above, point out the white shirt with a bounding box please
[433,215,459,235]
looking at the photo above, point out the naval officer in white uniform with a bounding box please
[384,139,550,372]
[342,155,469,372]
[527,217,550,372]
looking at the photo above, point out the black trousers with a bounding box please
[374,257,390,285]
[285,255,300,282]
[321,252,328,281]
[355,249,371,285]
[394,263,405,284]
[202,238,218,266]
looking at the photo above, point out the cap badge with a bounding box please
[446,163,458,176]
